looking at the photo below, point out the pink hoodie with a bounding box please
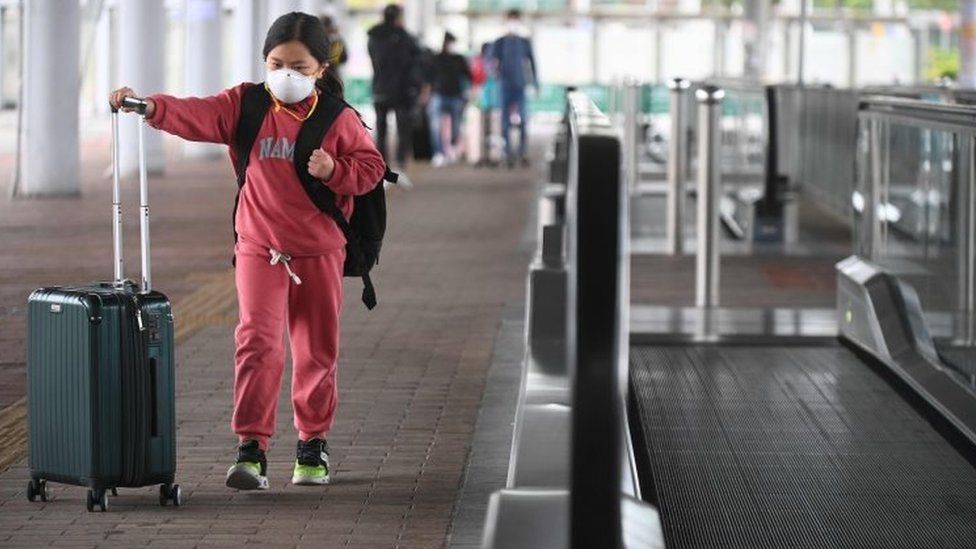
[147,83,385,255]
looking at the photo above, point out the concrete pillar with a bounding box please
[961,0,976,88]
[300,0,324,16]
[118,0,166,176]
[268,0,302,21]
[654,21,664,82]
[798,0,808,85]
[0,7,6,110]
[234,0,267,83]
[93,6,112,115]
[847,23,858,88]
[591,23,600,83]
[913,26,928,86]
[404,0,435,42]
[184,0,223,159]
[17,0,80,196]
[743,0,770,80]
[782,20,791,80]
[325,0,350,31]
[713,20,726,78]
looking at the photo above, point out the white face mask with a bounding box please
[266,68,316,104]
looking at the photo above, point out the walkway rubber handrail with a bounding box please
[859,95,976,133]
[565,91,628,549]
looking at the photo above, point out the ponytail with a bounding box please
[316,68,344,100]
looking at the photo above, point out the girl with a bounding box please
[110,12,386,490]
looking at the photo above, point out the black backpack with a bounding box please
[232,84,397,309]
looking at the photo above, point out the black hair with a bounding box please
[383,4,402,25]
[320,15,335,31]
[442,31,456,53]
[263,12,343,99]
[506,8,522,19]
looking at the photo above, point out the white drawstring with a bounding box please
[269,248,302,285]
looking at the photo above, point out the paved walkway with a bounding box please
[0,134,535,547]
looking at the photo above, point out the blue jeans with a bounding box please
[500,84,527,159]
[427,94,466,156]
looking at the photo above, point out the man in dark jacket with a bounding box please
[489,9,538,168]
[367,4,422,168]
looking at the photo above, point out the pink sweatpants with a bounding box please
[231,237,345,451]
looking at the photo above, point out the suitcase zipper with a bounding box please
[131,296,145,331]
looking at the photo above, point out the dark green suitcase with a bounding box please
[26,99,180,512]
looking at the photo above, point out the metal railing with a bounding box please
[694,86,724,307]
[483,91,661,549]
[776,85,860,220]
[665,78,690,254]
[856,96,976,372]
[618,78,790,246]
[610,81,976,248]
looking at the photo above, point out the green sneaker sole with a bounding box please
[291,462,330,486]
[291,472,330,485]
[226,463,269,491]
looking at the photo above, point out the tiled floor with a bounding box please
[0,137,535,547]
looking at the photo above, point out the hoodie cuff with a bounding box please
[323,159,344,188]
[145,94,167,129]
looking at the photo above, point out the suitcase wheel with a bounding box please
[26,479,48,503]
[159,483,182,507]
[86,489,108,512]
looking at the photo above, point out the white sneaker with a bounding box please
[389,171,413,190]
[431,153,446,167]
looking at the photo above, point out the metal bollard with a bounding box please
[695,86,724,308]
[666,78,690,255]
[621,80,641,193]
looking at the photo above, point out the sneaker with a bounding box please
[225,439,269,491]
[392,171,414,190]
[292,438,331,486]
[431,153,446,167]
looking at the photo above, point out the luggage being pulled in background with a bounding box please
[25,98,180,512]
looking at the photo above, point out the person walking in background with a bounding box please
[412,45,436,162]
[367,4,422,174]
[472,41,498,167]
[489,8,537,168]
[320,15,348,79]
[427,32,471,167]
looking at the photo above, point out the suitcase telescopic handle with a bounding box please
[110,99,153,293]
[111,96,149,115]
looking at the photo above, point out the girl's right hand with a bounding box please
[109,87,156,117]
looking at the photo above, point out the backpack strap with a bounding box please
[292,93,348,231]
[292,93,382,309]
[231,83,273,259]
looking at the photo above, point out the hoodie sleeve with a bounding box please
[145,83,247,146]
[321,108,386,197]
